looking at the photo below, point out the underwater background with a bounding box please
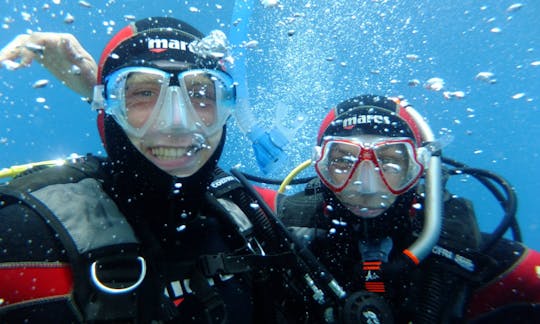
[1,0,539,249]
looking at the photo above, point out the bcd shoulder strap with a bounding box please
[276,179,324,228]
[204,168,295,272]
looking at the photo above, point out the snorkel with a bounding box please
[398,103,442,266]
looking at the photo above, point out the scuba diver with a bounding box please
[0,17,293,323]
[273,94,540,323]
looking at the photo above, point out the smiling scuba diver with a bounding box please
[93,19,235,180]
[276,94,540,323]
[0,17,286,323]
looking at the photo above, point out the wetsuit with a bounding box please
[277,180,540,323]
[0,155,277,323]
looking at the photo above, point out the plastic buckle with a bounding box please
[199,254,225,277]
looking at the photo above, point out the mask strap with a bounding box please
[91,85,105,111]
[416,147,431,169]
[312,146,322,162]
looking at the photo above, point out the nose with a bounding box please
[349,160,382,194]
[161,86,189,129]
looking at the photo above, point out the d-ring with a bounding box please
[90,256,146,294]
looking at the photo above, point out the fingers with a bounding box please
[58,34,83,65]
[0,34,38,69]
[0,32,97,98]
[39,33,97,97]
[19,47,37,67]
[0,35,27,60]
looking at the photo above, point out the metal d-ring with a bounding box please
[90,256,147,294]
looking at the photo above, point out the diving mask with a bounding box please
[102,66,236,138]
[315,136,427,195]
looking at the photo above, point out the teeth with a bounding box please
[151,147,190,160]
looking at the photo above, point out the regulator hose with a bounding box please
[443,157,520,250]
[231,168,347,306]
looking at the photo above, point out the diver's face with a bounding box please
[104,66,233,178]
[124,72,221,177]
[331,144,398,218]
[317,135,415,218]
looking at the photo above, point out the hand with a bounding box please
[0,32,97,99]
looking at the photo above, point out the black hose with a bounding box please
[443,158,511,210]
[231,168,346,304]
[240,172,315,186]
[443,157,521,246]
[448,167,520,252]
[415,267,445,324]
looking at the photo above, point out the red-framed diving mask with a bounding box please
[314,136,428,195]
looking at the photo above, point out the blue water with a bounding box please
[1,1,539,249]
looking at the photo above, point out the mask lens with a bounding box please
[105,67,169,136]
[373,140,422,192]
[124,71,167,128]
[315,141,361,190]
[182,71,220,127]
